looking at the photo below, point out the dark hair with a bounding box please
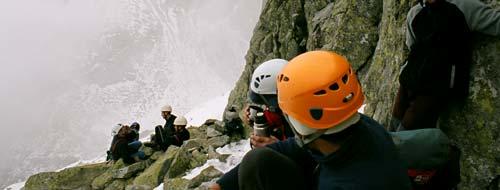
[131,122,140,131]
[320,124,358,145]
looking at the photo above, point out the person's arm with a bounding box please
[214,138,303,189]
[215,166,240,190]
[450,0,500,36]
[406,5,422,49]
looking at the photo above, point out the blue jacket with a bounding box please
[217,114,411,189]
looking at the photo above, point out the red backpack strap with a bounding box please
[408,169,437,186]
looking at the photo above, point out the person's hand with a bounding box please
[208,183,221,190]
[250,134,279,148]
[242,104,252,125]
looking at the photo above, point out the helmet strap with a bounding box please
[284,115,326,147]
[257,93,278,112]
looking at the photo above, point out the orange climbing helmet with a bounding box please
[277,51,364,137]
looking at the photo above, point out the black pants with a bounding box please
[238,148,306,190]
[392,85,447,130]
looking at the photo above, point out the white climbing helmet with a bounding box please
[174,116,188,126]
[161,104,172,112]
[250,59,288,95]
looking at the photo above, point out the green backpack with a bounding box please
[391,128,460,189]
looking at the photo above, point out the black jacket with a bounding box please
[167,128,190,147]
[400,1,471,96]
[163,115,177,136]
[217,114,410,190]
[111,133,138,164]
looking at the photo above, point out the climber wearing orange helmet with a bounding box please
[213,51,410,190]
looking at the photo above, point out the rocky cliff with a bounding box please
[24,120,241,190]
[227,0,499,189]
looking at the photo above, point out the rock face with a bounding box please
[227,0,500,189]
[24,162,110,190]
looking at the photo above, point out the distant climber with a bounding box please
[152,116,190,151]
[130,122,140,141]
[106,123,123,161]
[151,104,178,150]
[110,125,146,164]
[391,0,500,131]
[223,105,244,138]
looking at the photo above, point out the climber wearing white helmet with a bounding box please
[155,116,190,150]
[245,59,295,148]
[213,59,296,190]
[152,104,178,151]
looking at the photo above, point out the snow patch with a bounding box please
[153,183,164,190]
[358,104,366,114]
[181,139,251,180]
[185,92,230,127]
[4,181,25,190]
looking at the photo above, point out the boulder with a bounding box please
[149,151,164,161]
[104,179,127,190]
[207,135,230,149]
[190,150,209,169]
[207,146,220,160]
[217,154,231,163]
[187,166,223,188]
[24,162,109,190]
[113,161,148,179]
[92,160,126,189]
[133,147,180,188]
[141,147,155,157]
[188,127,207,140]
[163,178,189,190]
[125,184,153,190]
[183,139,208,151]
[165,146,192,179]
[206,127,222,138]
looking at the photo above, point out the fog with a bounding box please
[0,0,261,187]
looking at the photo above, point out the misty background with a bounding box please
[0,0,262,187]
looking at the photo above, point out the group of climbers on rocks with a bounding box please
[103,0,499,188]
[106,105,191,164]
[209,0,500,189]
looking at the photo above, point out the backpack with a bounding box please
[399,1,471,98]
[391,129,461,190]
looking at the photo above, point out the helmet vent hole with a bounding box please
[342,74,348,84]
[283,76,289,82]
[314,90,326,96]
[278,74,284,82]
[343,93,354,103]
[309,108,323,120]
[254,82,260,88]
[255,77,260,82]
[265,75,271,78]
[329,83,339,91]
[260,75,265,80]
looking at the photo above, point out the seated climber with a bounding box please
[110,125,146,164]
[130,122,140,141]
[151,104,178,149]
[153,116,191,150]
[106,123,123,161]
[245,58,295,148]
[211,51,410,190]
[223,105,244,138]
